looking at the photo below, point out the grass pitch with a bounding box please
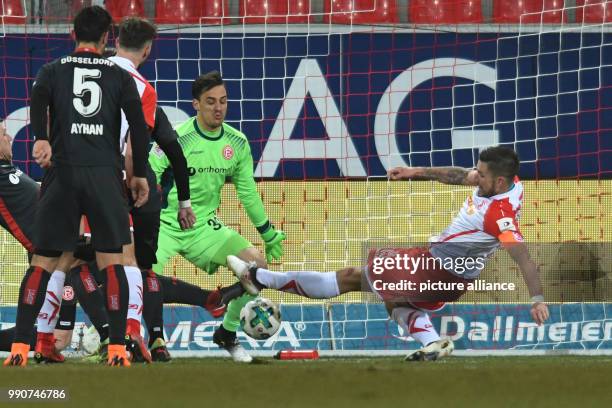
[0,356,610,408]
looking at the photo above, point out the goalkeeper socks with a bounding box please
[69,264,109,342]
[36,270,66,334]
[255,268,340,299]
[141,269,164,346]
[124,265,143,330]
[391,307,440,346]
[101,265,129,345]
[14,266,51,344]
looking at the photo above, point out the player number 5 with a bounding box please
[73,67,102,118]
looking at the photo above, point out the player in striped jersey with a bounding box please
[228,146,550,361]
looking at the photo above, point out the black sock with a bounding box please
[219,282,247,304]
[141,269,164,347]
[158,274,210,305]
[14,266,51,344]
[69,264,109,342]
[100,265,129,346]
[0,326,36,351]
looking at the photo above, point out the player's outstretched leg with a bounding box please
[227,255,362,298]
[388,304,454,361]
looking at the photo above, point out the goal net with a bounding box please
[0,0,610,355]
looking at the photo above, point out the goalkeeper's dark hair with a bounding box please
[192,71,224,99]
[479,146,520,182]
[118,17,157,51]
[73,6,112,44]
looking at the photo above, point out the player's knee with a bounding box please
[31,253,60,272]
[56,252,77,272]
[95,250,123,270]
[122,243,138,267]
[336,267,362,293]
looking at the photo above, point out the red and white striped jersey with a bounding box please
[429,176,524,279]
[108,56,157,153]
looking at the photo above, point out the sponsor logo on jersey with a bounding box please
[222,145,234,160]
[188,166,229,176]
[8,173,19,184]
[62,286,75,301]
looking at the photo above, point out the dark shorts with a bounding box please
[131,209,160,269]
[34,166,130,253]
[0,164,39,252]
[127,163,161,214]
[128,163,161,269]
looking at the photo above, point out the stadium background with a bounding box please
[0,0,610,352]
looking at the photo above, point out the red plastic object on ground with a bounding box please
[275,350,320,360]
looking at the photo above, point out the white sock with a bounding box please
[36,270,66,334]
[124,266,143,323]
[255,269,340,299]
[391,306,440,346]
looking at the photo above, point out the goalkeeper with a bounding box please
[149,71,285,363]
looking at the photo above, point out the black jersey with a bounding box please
[30,50,147,172]
[0,161,39,252]
[151,107,178,147]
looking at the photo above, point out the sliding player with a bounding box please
[228,146,550,361]
[149,71,286,363]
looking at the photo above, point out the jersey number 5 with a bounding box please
[73,67,102,118]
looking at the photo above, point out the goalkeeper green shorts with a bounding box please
[152,215,252,275]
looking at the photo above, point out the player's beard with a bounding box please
[477,185,495,198]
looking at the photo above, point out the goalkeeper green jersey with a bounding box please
[149,117,268,231]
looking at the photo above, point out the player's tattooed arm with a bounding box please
[388,166,478,186]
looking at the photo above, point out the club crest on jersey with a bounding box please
[222,145,234,160]
[62,286,75,301]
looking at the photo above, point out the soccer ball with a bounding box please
[81,325,101,354]
[240,298,282,340]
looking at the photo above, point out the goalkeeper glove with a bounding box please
[260,225,286,264]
